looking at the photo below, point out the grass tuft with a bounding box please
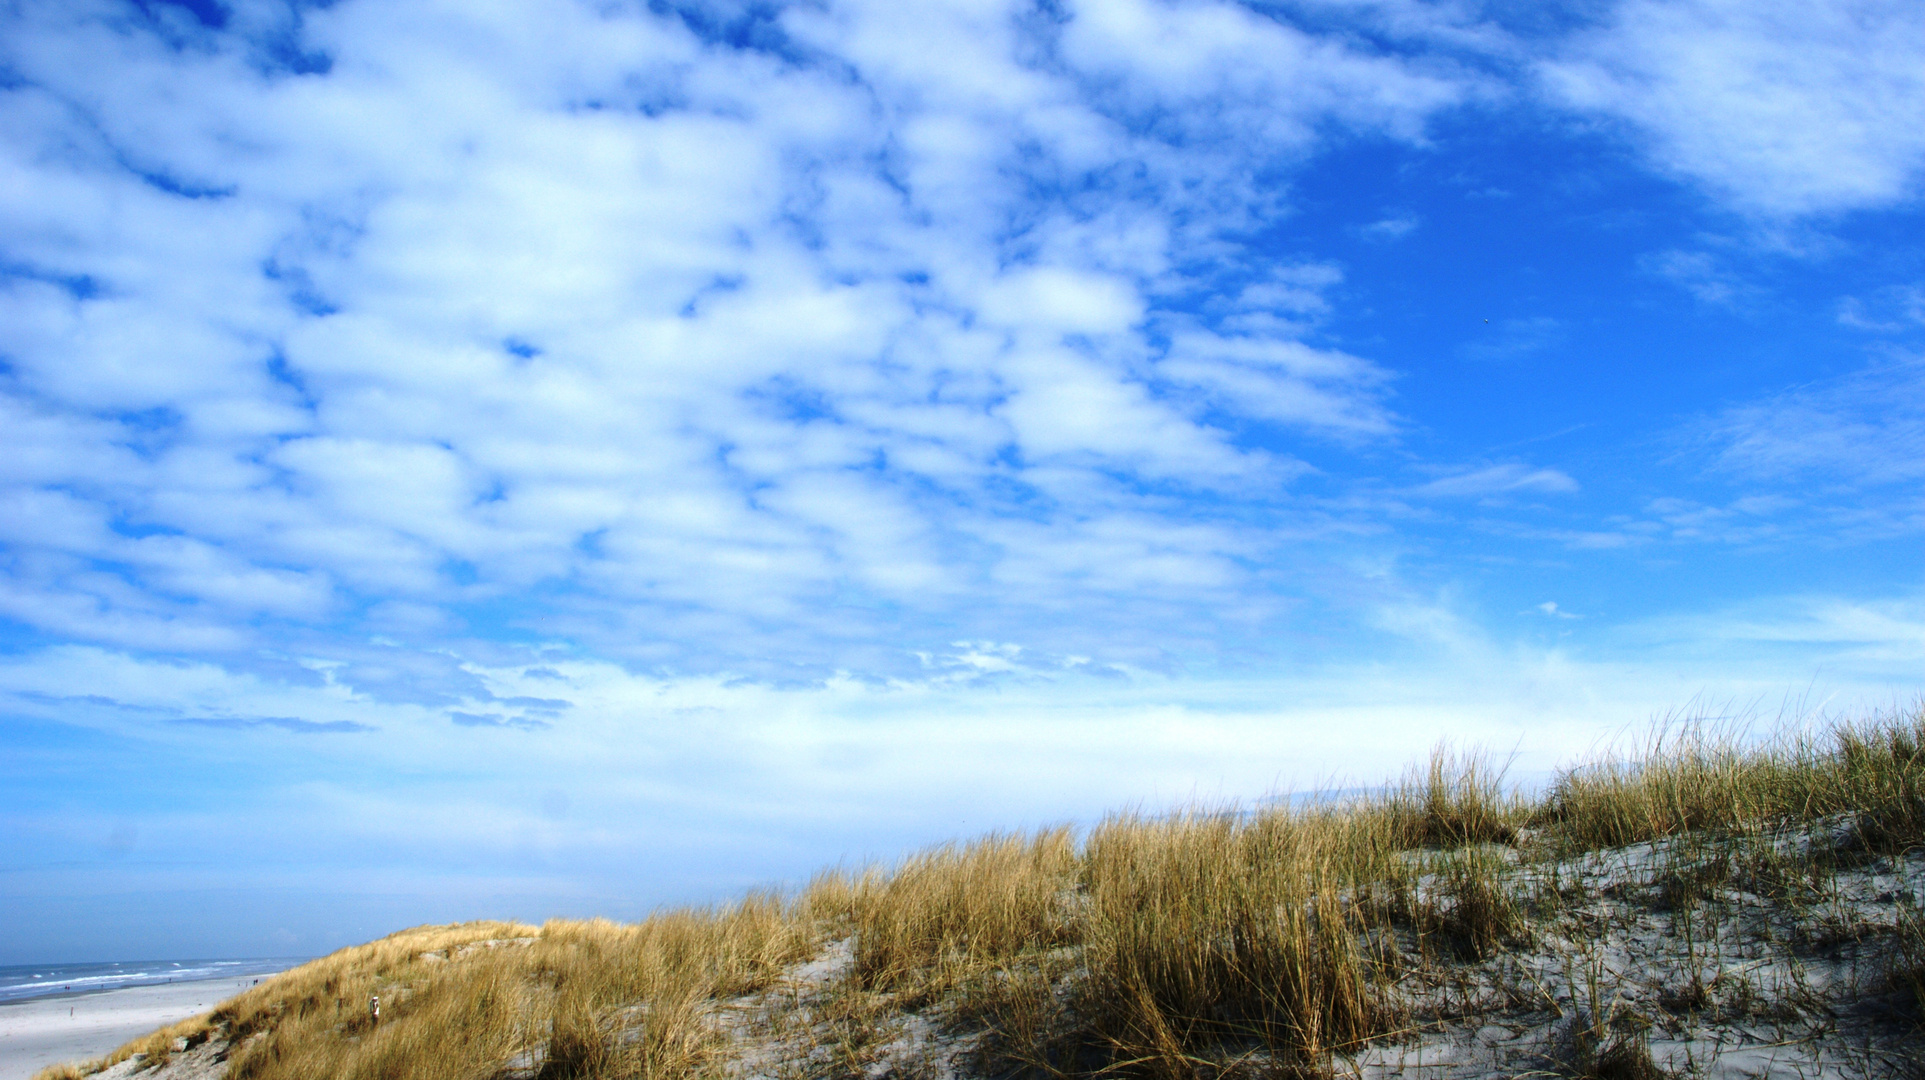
[1073,808,1403,1072]
[1387,745,1525,848]
[1540,707,1925,852]
[845,828,1079,997]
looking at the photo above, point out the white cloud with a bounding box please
[1633,495,1794,546]
[1641,248,1754,305]
[7,615,1909,902]
[1694,358,1925,489]
[1158,332,1395,437]
[1060,0,1468,150]
[978,268,1144,335]
[1837,285,1925,331]
[1622,593,1925,678]
[0,0,1483,677]
[1358,215,1419,241]
[1543,0,1925,217]
[1222,263,1346,323]
[1409,463,1580,499]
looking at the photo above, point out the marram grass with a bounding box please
[45,704,1925,1080]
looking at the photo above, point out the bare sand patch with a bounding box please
[0,977,264,1080]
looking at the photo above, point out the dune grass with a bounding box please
[1538,710,1925,852]
[44,703,1925,1080]
[214,903,816,1080]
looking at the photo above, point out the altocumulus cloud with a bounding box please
[0,0,1920,728]
[0,0,1481,685]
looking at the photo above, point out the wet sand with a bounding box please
[0,976,263,1080]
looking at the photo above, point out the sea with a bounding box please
[0,958,306,1006]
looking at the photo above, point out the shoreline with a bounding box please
[0,975,268,1080]
[0,981,251,1009]
[0,960,303,1011]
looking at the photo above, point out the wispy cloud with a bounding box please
[174,715,375,734]
[1621,592,1925,674]
[1542,0,1925,217]
[1408,464,1580,499]
[1640,249,1754,305]
[1459,316,1564,361]
[449,711,549,731]
[1358,215,1419,241]
[1837,285,1925,331]
[1692,358,1925,489]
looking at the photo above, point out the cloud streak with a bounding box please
[1695,358,1925,489]
[1409,464,1580,499]
[173,715,375,734]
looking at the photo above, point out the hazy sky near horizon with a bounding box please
[2,0,1922,963]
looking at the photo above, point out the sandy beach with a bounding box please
[0,976,264,1080]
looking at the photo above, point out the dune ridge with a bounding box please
[39,706,1925,1080]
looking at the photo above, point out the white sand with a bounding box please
[0,977,264,1080]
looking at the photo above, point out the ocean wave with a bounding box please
[0,957,303,1005]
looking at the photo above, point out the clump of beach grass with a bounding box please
[123,902,818,1080]
[1538,708,1925,853]
[846,828,1080,999]
[1071,806,1407,1075]
[1386,745,1526,849]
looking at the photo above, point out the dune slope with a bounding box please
[40,708,1925,1080]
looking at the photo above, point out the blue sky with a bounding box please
[2,0,1922,964]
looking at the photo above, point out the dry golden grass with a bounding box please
[175,902,815,1080]
[1540,707,1925,852]
[1384,745,1526,849]
[53,703,1925,1080]
[847,828,1079,995]
[1075,807,1405,1074]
